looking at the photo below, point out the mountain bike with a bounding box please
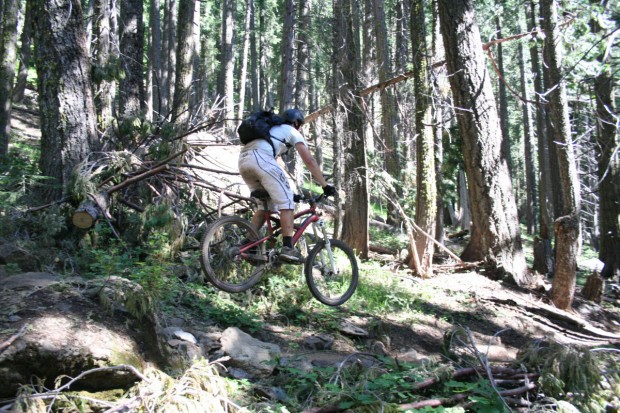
[200,190,358,306]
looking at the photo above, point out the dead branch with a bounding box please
[410,220,464,265]
[26,196,72,213]
[399,383,536,410]
[106,164,169,194]
[177,163,240,176]
[0,324,28,354]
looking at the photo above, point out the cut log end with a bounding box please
[72,201,100,229]
[72,210,97,229]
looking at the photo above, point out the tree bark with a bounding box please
[32,0,98,202]
[148,0,162,121]
[518,18,536,235]
[595,72,620,280]
[295,0,310,111]
[249,0,259,109]
[458,170,471,230]
[13,0,32,103]
[93,0,114,132]
[410,0,436,276]
[494,1,511,173]
[171,0,196,128]
[219,0,235,135]
[437,0,528,285]
[551,215,579,309]
[119,0,145,120]
[160,0,174,116]
[335,0,369,257]
[237,0,251,120]
[528,0,553,273]
[373,0,399,226]
[278,0,295,112]
[540,0,581,310]
[0,0,19,156]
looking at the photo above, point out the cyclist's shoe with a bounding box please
[279,246,305,264]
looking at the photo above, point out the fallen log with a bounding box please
[369,244,397,255]
[72,193,110,229]
[72,165,170,229]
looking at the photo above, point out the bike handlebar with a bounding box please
[294,192,329,204]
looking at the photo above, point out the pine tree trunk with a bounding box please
[32,0,98,202]
[432,0,446,246]
[190,2,201,114]
[13,0,31,103]
[93,0,114,131]
[237,0,251,119]
[528,0,553,273]
[518,18,536,235]
[0,0,19,156]
[338,0,369,258]
[595,73,620,280]
[551,215,578,309]
[410,0,436,276]
[458,170,471,230]
[278,0,295,112]
[220,0,235,135]
[361,0,376,154]
[373,0,399,226]
[148,0,162,121]
[438,0,528,285]
[541,0,581,310]
[331,0,348,243]
[160,0,173,116]
[494,1,511,173]
[119,0,145,119]
[295,0,310,110]
[171,0,196,127]
[250,0,259,109]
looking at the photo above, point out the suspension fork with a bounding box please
[312,218,336,271]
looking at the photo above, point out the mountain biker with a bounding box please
[238,108,336,263]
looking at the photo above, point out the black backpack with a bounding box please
[237,109,289,157]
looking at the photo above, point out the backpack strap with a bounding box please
[270,134,293,157]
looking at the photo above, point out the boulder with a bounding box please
[220,327,280,378]
[0,273,161,398]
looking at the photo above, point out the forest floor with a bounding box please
[7,100,620,407]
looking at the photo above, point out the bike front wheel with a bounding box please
[304,239,358,306]
[200,216,265,293]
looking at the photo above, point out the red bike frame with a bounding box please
[238,200,322,259]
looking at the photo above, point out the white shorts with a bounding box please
[238,150,294,211]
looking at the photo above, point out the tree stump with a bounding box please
[582,272,604,303]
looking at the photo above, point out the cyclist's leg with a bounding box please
[250,209,266,232]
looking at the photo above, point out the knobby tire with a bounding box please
[200,216,265,293]
[304,239,358,306]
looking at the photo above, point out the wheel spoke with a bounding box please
[305,239,358,306]
[200,217,265,293]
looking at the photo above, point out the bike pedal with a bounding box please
[278,255,306,265]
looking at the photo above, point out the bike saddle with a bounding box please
[250,189,270,199]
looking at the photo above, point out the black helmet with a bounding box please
[282,108,305,125]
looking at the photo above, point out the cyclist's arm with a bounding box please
[295,142,328,187]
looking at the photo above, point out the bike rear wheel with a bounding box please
[304,239,358,306]
[200,216,265,293]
